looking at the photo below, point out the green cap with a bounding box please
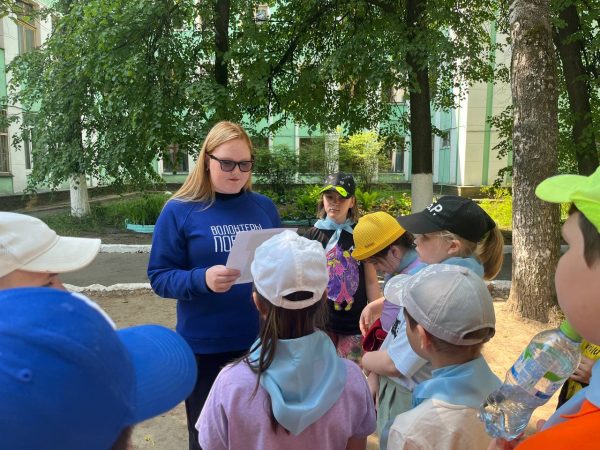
[559,320,581,342]
[535,166,600,233]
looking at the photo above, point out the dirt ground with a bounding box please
[91,291,560,450]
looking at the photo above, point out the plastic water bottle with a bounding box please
[479,320,581,440]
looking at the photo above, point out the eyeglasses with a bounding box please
[208,154,254,172]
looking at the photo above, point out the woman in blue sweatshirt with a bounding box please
[147,121,281,450]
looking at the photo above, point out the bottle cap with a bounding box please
[559,320,582,342]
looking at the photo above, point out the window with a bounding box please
[16,1,37,55]
[0,109,9,173]
[251,135,269,152]
[163,144,189,174]
[298,137,325,174]
[389,87,405,104]
[23,112,37,170]
[392,138,405,173]
[441,130,451,148]
[255,4,270,22]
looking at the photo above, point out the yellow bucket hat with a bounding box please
[352,211,406,260]
[535,166,600,233]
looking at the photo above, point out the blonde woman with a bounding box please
[148,121,281,450]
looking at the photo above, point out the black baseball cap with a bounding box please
[397,195,496,242]
[320,172,356,198]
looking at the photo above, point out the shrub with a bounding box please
[254,144,298,195]
[355,188,380,211]
[339,131,386,191]
[355,189,411,217]
[479,186,512,230]
[375,192,411,217]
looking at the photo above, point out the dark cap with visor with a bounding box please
[397,195,496,243]
[320,172,356,198]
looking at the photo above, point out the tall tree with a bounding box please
[8,0,506,215]
[552,0,599,175]
[8,0,209,214]
[508,0,561,321]
[247,0,503,208]
[405,0,433,211]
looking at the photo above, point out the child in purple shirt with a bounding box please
[197,231,376,450]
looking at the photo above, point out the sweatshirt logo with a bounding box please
[210,223,263,253]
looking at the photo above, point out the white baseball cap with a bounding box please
[383,274,412,306]
[0,212,101,278]
[250,230,328,310]
[402,264,496,346]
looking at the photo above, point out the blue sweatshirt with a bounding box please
[147,191,281,354]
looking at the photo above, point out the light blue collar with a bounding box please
[412,356,501,408]
[396,249,426,275]
[249,330,347,435]
[314,217,355,252]
[441,256,484,278]
[544,359,600,429]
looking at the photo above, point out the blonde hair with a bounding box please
[439,226,504,280]
[171,121,254,205]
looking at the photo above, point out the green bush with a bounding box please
[294,185,321,219]
[355,189,411,217]
[254,144,298,195]
[479,186,512,230]
[375,192,412,217]
[266,185,321,223]
[339,131,387,191]
[43,192,170,236]
[355,188,380,211]
[108,193,169,226]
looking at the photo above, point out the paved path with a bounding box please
[61,245,515,287]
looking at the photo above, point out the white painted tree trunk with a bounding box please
[508,0,561,322]
[411,173,433,212]
[70,173,91,217]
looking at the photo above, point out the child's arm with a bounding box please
[367,371,380,407]
[364,262,382,301]
[362,349,401,377]
[345,437,367,450]
[364,315,429,379]
[359,297,385,336]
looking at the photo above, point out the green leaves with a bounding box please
[6,0,512,194]
[8,0,209,191]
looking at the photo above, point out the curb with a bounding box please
[65,283,153,295]
[66,280,512,298]
[101,244,151,253]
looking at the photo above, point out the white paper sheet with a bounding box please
[226,228,295,284]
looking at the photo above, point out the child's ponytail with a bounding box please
[476,226,504,280]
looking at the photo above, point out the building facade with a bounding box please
[0,0,53,195]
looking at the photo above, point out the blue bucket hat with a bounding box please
[0,287,197,450]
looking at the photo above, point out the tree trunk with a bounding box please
[70,173,90,218]
[508,0,561,322]
[214,0,230,119]
[552,2,599,175]
[406,0,433,211]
